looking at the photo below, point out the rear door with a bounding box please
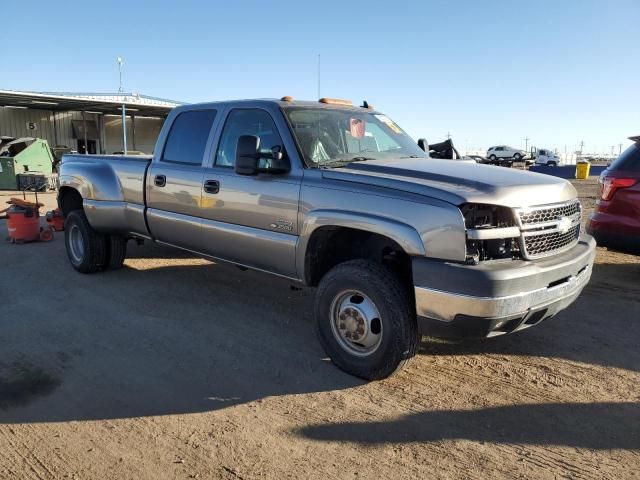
[146,109,218,251]
[199,107,302,277]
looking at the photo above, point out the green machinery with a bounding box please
[0,138,54,190]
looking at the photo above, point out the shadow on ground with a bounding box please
[296,401,640,450]
[0,240,362,424]
[0,237,637,435]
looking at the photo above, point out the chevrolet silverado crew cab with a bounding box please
[58,97,596,380]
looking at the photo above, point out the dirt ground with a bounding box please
[0,179,638,480]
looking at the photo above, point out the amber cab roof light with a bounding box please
[319,97,352,106]
[280,96,294,102]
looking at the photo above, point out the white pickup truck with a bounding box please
[534,148,562,166]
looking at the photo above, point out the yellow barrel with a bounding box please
[575,162,591,179]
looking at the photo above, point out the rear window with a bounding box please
[609,143,640,172]
[162,110,217,165]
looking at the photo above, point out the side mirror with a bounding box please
[417,138,429,152]
[235,135,260,175]
[235,135,290,175]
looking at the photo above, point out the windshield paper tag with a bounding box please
[375,114,402,134]
[350,118,365,139]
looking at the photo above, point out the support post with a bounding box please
[82,111,88,154]
[131,114,136,151]
[121,103,128,154]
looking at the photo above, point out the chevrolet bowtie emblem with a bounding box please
[558,216,573,234]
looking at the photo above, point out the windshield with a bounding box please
[284,107,426,168]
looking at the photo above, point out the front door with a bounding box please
[146,109,218,251]
[199,108,301,277]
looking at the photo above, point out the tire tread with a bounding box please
[314,259,418,380]
[64,210,106,274]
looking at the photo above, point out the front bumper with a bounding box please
[413,235,596,338]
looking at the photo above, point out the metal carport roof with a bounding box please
[0,90,182,117]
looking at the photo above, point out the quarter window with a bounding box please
[610,143,640,172]
[215,109,283,167]
[162,110,217,165]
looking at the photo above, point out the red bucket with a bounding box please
[7,207,41,243]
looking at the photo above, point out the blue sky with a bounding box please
[2,0,638,154]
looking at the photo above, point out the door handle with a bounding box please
[204,179,220,194]
[154,174,166,187]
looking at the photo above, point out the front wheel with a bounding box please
[314,260,418,380]
[513,153,522,160]
[489,154,497,161]
[64,210,107,273]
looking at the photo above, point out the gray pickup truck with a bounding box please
[58,97,596,380]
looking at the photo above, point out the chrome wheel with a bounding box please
[68,224,85,263]
[330,290,383,357]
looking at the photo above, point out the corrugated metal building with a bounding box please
[0,90,181,154]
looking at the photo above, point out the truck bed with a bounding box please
[59,154,152,237]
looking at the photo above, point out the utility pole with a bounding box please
[611,146,615,157]
[446,131,451,139]
[619,143,623,156]
[524,136,530,153]
[117,57,127,155]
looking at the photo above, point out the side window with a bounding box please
[162,110,217,165]
[215,109,283,167]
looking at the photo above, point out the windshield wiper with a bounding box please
[319,156,375,169]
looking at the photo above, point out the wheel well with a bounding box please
[304,226,412,287]
[58,187,83,216]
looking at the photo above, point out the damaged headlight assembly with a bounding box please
[460,203,521,263]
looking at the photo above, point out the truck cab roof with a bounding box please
[173,98,379,114]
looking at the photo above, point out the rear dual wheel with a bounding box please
[64,210,127,273]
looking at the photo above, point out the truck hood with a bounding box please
[322,158,577,208]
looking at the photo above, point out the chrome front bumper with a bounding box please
[413,235,596,337]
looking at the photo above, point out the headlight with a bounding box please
[460,203,521,263]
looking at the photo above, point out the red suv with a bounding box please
[587,137,640,253]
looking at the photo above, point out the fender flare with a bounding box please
[296,209,426,281]
[58,160,125,203]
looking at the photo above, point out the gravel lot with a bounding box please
[0,179,638,479]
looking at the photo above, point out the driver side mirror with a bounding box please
[235,135,290,176]
[418,138,429,152]
[235,135,260,175]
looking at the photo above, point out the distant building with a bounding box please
[0,90,181,154]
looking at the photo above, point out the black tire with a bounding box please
[64,210,107,273]
[513,153,522,160]
[547,161,557,167]
[314,259,418,380]
[105,235,128,270]
[489,154,497,161]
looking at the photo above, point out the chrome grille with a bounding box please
[523,225,581,258]
[516,200,582,259]
[518,201,581,226]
